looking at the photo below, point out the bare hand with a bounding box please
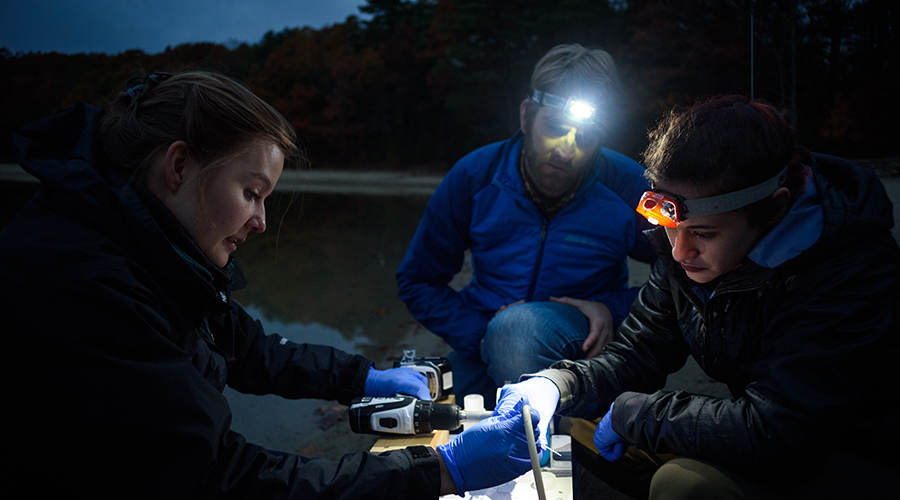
[549,296,613,358]
[495,299,525,315]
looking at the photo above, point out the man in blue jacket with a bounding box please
[397,44,656,409]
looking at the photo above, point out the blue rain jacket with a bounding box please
[397,131,655,355]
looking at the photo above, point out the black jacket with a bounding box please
[541,153,900,482]
[2,103,441,499]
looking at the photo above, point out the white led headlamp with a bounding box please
[531,90,597,124]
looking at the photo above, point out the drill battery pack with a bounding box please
[393,349,453,400]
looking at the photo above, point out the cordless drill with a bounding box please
[349,395,493,435]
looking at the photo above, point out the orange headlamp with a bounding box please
[636,191,682,228]
[635,167,788,227]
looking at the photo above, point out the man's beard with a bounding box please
[521,131,590,200]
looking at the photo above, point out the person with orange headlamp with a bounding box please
[635,166,787,228]
[494,95,899,499]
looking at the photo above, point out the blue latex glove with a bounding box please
[594,402,628,461]
[437,401,539,494]
[364,366,431,400]
[494,377,560,450]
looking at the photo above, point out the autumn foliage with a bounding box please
[2,0,897,170]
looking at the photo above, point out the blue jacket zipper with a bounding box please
[526,224,548,301]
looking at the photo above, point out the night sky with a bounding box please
[1,0,369,55]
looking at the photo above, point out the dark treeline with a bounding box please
[2,0,897,171]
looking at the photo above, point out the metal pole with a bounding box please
[750,11,755,100]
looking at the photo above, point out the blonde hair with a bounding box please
[524,44,621,131]
[531,44,620,100]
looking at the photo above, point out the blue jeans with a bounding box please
[448,301,588,409]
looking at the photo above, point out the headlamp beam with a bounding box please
[532,90,596,124]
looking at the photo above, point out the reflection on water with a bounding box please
[226,192,453,457]
[231,192,451,363]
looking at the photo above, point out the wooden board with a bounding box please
[369,429,450,453]
[370,396,455,453]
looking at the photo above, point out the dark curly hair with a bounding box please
[642,95,805,227]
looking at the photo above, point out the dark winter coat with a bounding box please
[2,103,441,499]
[541,153,900,483]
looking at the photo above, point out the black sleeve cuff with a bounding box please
[400,446,442,499]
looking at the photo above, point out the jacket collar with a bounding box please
[747,164,823,269]
[646,226,778,308]
[17,103,246,311]
[129,181,245,294]
[111,175,247,308]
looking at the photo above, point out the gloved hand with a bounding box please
[594,402,628,461]
[364,366,431,400]
[437,401,538,494]
[494,377,559,450]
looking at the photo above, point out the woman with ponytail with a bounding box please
[2,71,533,499]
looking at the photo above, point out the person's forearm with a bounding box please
[437,453,458,496]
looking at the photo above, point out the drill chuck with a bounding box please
[349,395,492,435]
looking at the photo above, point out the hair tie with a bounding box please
[125,83,145,100]
[124,72,173,104]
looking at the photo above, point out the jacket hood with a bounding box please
[13,102,245,302]
[747,164,823,269]
[751,153,895,271]
[809,153,895,252]
[14,103,118,225]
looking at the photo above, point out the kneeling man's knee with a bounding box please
[650,459,742,500]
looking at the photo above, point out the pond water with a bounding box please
[223,192,457,458]
[231,192,449,363]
